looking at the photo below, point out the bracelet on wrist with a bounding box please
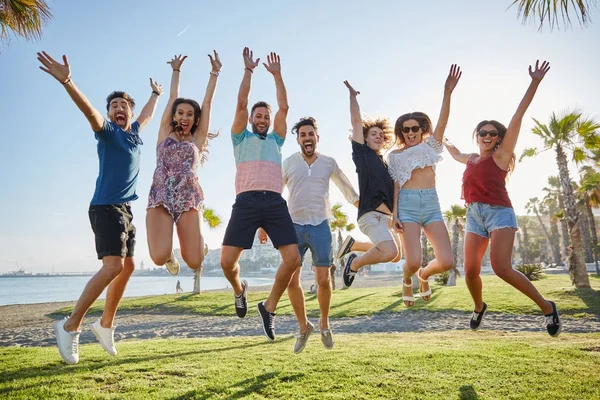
[173,69,180,72]
[210,71,219,77]
[152,90,161,96]
[245,67,253,74]
[62,78,71,85]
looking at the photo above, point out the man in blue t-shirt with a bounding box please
[38,51,163,365]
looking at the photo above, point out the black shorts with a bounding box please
[88,204,136,259]
[222,191,297,249]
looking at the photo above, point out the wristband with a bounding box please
[173,69,180,72]
[245,68,253,73]
[152,90,161,96]
[210,71,219,77]
[62,78,71,85]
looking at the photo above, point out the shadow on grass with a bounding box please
[0,337,293,385]
[459,385,479,399]
[170,371,304,399]
[559,287,600,316]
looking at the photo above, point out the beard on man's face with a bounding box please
[300,139,316,156]
[251,122,269,137]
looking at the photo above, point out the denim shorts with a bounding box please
[466,202,518,238]
[398,189,444,227]
[358,211,394,245]
[295,220,333,267]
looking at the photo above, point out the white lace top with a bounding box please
[387,136,444,188]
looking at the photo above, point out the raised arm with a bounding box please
[443,138,474,165]
[264,52,288,138]
[344,80,364,144]
[392,181,403,232]
[195,50,222,148]
[157,55,187,144]
[136,78,163,132]
[432,64,462,142]
[37,51,104,132]
[496,60,550,163]
[232,47,259,135]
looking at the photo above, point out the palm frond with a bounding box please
[510,0,597,31]
[0,0,52,45]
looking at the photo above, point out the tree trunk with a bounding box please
[586,206,600,275]
[193,267,202,294]
[516,231,525,264]
[535,210,561,265]
[579,206,594,263]
[448,222,459,286]
[557,195,571,261]
[522,224,531,264]
[549,218,563,265]
[556,144,590,287]
[421,229,428,267]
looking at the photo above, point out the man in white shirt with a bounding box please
[262,116,358,353]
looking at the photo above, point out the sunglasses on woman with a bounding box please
[477,130,499,137]
[402,125,421,134]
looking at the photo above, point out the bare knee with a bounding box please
[438,255,454,272]
[316,270,331,288]
[464,264,480,281]
[102,259,124,279]
[182,251,204,270]
[122,258,135,275]
[149,250,170,267]
[287,270,302,289]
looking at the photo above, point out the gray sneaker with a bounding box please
[320,328,334,349]
[165,251,180,275]
[293,321,314,354]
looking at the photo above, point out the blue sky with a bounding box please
[1,1,599,273]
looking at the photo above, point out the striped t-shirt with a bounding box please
[232,129,285,194]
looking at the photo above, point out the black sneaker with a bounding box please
[234,280,248,318]
[336,235,355,260]
[343,253,358,287]
[544,301,562,337]
[470,302,487,330]
[257,301,276,341]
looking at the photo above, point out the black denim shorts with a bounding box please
[88,203,136,259]
[222,191,297,249]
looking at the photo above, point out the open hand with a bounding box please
[393,217,404,233]
[168,54,187,71]
[343,80,360,96]
[263,52,281,75]
[150,78,163,95]
[243,47,260,71]
[37,51,70,83]
[444,64,462,93]
[208,50,222,73]
[529,60,550,81]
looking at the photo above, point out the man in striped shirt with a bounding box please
[220,48,300,341]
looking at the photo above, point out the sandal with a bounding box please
[402,280,415,307]
[416,268,432,302]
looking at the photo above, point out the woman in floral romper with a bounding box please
[146,52,221,274]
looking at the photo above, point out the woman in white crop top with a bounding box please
[388,64,461,306]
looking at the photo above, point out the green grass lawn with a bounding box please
[53,274,600,319]
[1,332,599,399]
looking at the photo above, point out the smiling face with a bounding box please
[400,119,423,148]
[250,106,271,135]
[107,98,134,129]
[476,123,501,152]
[173,103,197,135]
[365,126,385,153]
[296,124,319,157]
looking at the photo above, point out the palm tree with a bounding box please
[526,197,561,265]
[543,176,569,263]
[516,216,535,264]
[330,203,356,290]
[509,0,597,31]
[193,207,221,294]
[577,166,600,275]
[0,0,52,46]
[443,205,466,286]
[520,111,600,287]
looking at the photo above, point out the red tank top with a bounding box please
[462,155,512,208]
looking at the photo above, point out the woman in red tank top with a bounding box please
[444,60,561,337]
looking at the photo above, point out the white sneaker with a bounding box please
[165,252,180,275]
[90,318,117,356]
[54,318,80,364]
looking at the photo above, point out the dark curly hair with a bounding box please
[292,117,318,135]
[171,98,219,166]
[362,117,394,150]
[106,91,135,111]
[393,112,433,149]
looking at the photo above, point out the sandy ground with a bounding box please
[1,273,599,348]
